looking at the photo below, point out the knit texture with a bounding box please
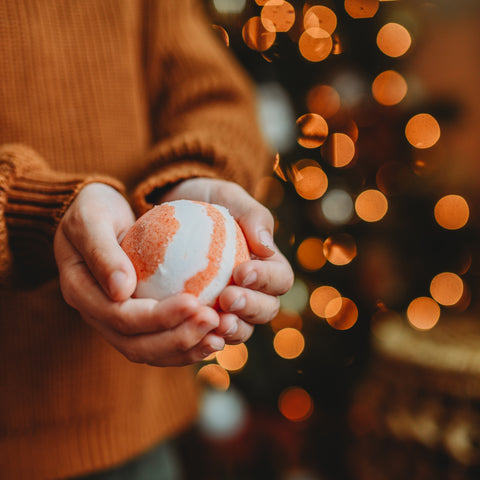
[0,0,271,478]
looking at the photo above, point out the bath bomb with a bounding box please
[121,199,250,306]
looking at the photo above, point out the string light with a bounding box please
[434,195,469,230]
[278,387,314,422]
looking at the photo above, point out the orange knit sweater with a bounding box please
[0,1,271,478]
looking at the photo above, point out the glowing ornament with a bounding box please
[121,200,250,306]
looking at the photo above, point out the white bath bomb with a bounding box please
[121,200,250,306]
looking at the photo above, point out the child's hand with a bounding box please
[54,183,224,366]
[161,177,294,345]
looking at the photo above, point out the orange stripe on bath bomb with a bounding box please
[184,203,226,297]
[234,221,250,267]
[121,204,180,281]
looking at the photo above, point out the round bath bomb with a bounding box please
[121,199,250,306]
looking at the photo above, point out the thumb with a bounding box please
[76,220,137,301]
[232,199,276,259]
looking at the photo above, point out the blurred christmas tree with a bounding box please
[178,1,480,479]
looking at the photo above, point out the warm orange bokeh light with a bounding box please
[216,343,248,372]
[321,133,356,168]
[430,272,464,306]
[296,237,326,271]
[434,195,469,230]
[293,165,328,200]
[405,113,441,149]
[196,364,230,391]
[299,27,332,62]
[377,23,412,57]
[271,309,303,333]
[278,387,313,422]
[306,85,341,119]
[304,6,337,34]
[273,327,305,359]
[372,70,407,106]
[310,286,341,318]
[326,297,358,330]
[211,25,230,47]
[261,0,295,33]
[407,297,441,330]
[323,234,357,265]
[242,16,276,51]
[344,0,379,19]
[297,113,329,148]
[254,176,284,209]
[355,189,388,222]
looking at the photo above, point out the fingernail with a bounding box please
[242,270,257,287]
[259,230,275,252]
[109,270,127,298]
[208,336,225,351]
[224,322,238,337]
[228,296,246,312]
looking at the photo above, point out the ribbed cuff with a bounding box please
[0,144,125,285]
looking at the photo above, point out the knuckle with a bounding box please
[122,342,146,364]
[175,335,194,353]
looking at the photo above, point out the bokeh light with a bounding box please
[242,16,276,51]
[197,364,230,391]
[323,233,357,265]
[355,189,388,222]
[344,0,379,19]
[407,297,441,330]
[434,194,469,230]
[216,344,248,372]
[273,327,305,359]
[320,189,354,225]
[211,25,230,47]
[296,237,327,271]
[261,0,295,33]
[293,163,328,200]
[304,6,337,34]
[430,272,464,306]
[372,70,407,106]
[326,297,358,330]
[278,387,313,422]
[321,132,356,167]
[310,285,341,318]
[306,85,341,119]
[280,278,310,312]
[213,0,246,14]
[297,113,329,148]
[299,28,332,62]
[405,113,441,149]
[377,23,412,57]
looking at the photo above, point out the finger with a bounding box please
[158,333,226,367]
[61,191,136,302]
[233,256,294,296]
[218,184,276,259]
[57,242,209,335]
[216,313,255,345]
[97,311,224,367]
[218,285,280,325]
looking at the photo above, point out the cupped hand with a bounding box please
[161,177,294,344]
[54,183,225,366]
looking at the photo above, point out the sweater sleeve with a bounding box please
[130,0,273,215]
[0,144,125,286]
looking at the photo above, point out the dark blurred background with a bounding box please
[177,1,480,478]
